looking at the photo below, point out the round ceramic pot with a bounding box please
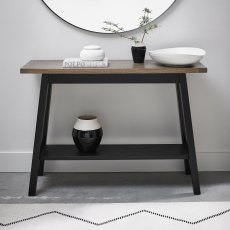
[80,45,105,61]
[72,115,103,153]
[131,44,146,63]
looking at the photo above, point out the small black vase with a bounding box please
[131,45,146,63]
[72,115,103,153]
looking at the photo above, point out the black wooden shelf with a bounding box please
[41,144,188,160]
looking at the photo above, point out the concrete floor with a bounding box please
[0,172,229,203]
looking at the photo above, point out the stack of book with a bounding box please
[63,58,109,68]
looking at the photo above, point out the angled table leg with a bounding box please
[176,82,191,175]
[178,74,201,195]
[28,75,52,196]
[38,82,52,176]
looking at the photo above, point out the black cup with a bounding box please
[131,46,146,63]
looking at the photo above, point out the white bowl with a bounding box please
[149,47,206,66]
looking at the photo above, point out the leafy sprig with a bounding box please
[102,8,157,44]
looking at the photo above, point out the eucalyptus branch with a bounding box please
[102,26,138,43]
[102,8,157,44]
[103,21,125,32]
[141,24,158,42]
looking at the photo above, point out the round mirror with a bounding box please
[42,0,176,33]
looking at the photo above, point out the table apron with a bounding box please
[47,74,183,84]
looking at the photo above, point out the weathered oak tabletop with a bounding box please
[20,60,207,74]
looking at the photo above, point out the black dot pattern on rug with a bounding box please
[0,208,230,227]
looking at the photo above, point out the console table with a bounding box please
[20,60,207,196]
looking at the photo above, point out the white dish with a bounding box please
[148,47,206,66]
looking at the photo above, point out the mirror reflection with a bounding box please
[43,0,176,33]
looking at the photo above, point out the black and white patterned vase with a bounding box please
[72,115,103,153]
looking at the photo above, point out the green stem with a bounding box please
[141,32,146,43]
[113,31,136,41]
[140,12,149,42]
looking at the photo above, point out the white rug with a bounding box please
[0,202,230,230]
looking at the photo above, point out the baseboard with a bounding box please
[0,152,229,172]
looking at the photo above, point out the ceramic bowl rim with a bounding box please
[148,47,206,57]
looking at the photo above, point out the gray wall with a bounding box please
[0,0,230,172]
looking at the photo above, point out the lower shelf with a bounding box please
[41,144,188,160]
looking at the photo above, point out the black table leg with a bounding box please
[184,160,191,175]
[28,75,52,196]
[176,83,191,175]
[38,160,45,176]
[178,75,201,195]
[39,82,52,176]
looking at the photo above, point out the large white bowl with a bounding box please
[149,47,206,66]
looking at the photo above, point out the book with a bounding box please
[63,58,109,68]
